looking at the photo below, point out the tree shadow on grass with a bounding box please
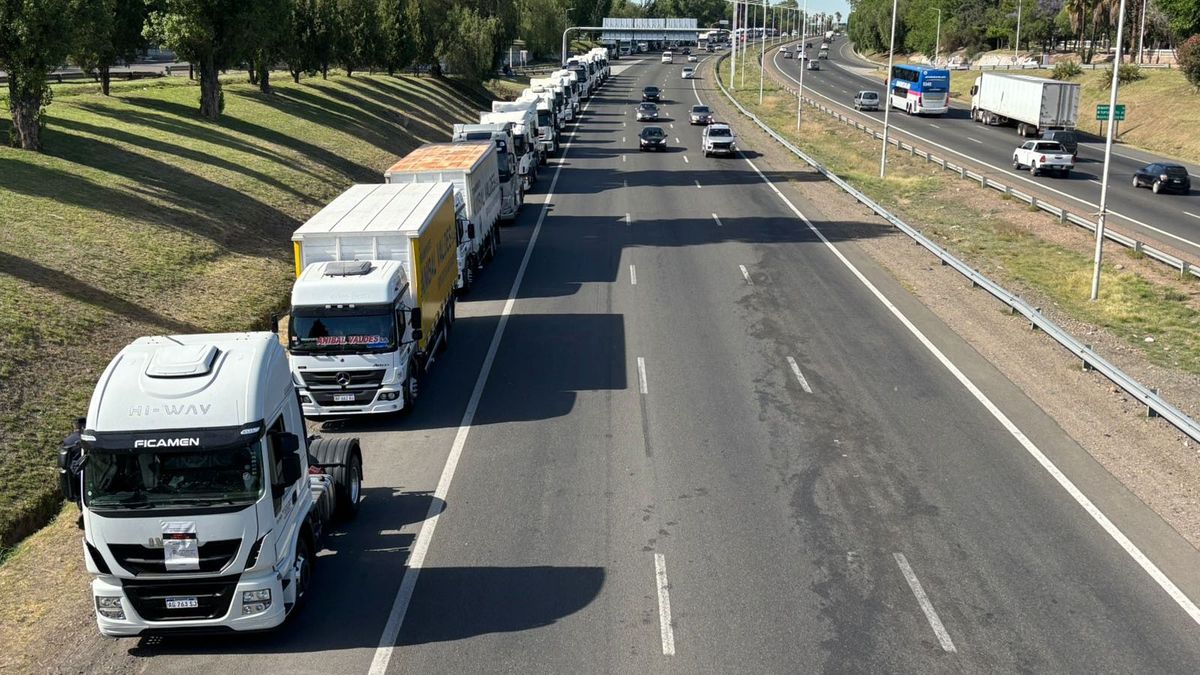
[302,79,451,147]
[336,78,459,142]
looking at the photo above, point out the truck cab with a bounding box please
[530,78,570,124]
[453,123,523,221]
[480,108,539,191]
[565,59,592,98]
[516,92,558,159]
[75,332,363,636]
[552,70,581,114]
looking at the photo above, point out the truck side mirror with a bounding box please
[467,222,476,239]
[409,306,421,329]
[271,431,300,455]
[280,452,303,485]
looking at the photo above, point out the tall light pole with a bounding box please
[797,0,808,130]
[759,0,767,104]
[1138,0,1148,64]
[932,8,942,66]
[1014,0,1022,61]
[730,0,738,90]
[1090,0,1129,301]
[879,0,899,177]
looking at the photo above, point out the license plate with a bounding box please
[333,393,355,402]
[166,596,198,609]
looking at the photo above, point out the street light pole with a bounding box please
[759,0,767,104]
[879,0,898,177]
[797,0,808,130]
[1014,0,1022,61]
[1138,0,1148,64]
[1090,0,1129,301]
[933,8,942,66]
[730,0,738,90]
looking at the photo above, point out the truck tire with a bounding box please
[308,437,362,520]
[1013,158,1021,169]
[1030,162,1039,176]
[402,357,420,411]
[288,532,313,616]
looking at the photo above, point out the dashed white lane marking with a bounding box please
[630,264,638,285]
[786,356,813,393]
[1186,211,1200,220]
[738,264,753,285]
[695,179,702,189]
[623,155,627,162]
[929,123,941,128]
[623,136,627,142]
[894,553,957,653]
[637,357,649,394]
[1089,179,1102,185]
[712,213,723,227]
[737,150,1200,632]
[683,155,689,163]
[967,137,983,144]
[669,123,674,128]
[625,212,632,226]
[654,554,676,656]
[675,137,680,143]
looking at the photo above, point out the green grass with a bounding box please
[719,51,1200,375]
[0,71,487,550]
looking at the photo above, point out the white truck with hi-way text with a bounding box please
[385,142,502,293]
[970,72,1081,137]
[289,182,458,417]
[72,331,364,636]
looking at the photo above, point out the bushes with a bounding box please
[1103,63,1146,88]
[1180,34,1200,89]
[1052,60,1083,80]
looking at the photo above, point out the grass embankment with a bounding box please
[0,72,487,552]
[721,52,1200,374]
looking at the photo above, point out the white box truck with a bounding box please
[479,109,539,191]
[385,142,501,292]
[73,331,364,636]
[490,98,544,167]
[520,89,559,158]
[289,182,458,417]
[452,123,523,220]
[530,77,571,123]
[970,72,1081,137]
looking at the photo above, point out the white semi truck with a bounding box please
[478,110,538,191]
[385,142,502,292]
[552,70,581,114]
[970,72,1081,137]
[74,331,364,636]
[289,182,458,417]
[452,123,523,220]
[529,77,571,124]
[490,98,545,167]
[519,90,559,159]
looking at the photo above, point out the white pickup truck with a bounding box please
[1012,140,1074,177]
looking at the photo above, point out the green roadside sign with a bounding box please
[1096,104,1126,121]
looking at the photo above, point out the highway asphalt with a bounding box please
[772,39,1200,256]
[85,55,1200,673]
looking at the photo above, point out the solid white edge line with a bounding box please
[366,90,599,675]
[630,264,638,286]
[637,356,649,394]
[786,356,813,393]
[735,150,1200,629]
[654,553,676,656]
[738,264,753,285]
[894,553,957,653]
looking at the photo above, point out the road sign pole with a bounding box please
[1090,0,1129,302]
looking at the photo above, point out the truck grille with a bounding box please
[108,539,242,576]
[300,369,386,389]
[122,575,239,622]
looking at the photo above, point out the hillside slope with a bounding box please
[0,72,488,551]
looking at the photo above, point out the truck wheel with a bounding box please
[1013,158,1020,169]
[290,534,313,614]
[402,359,420,411]
[1030,163,1038,176]
[309,437,362,520]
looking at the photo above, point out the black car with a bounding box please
[642,86,661,102]
[1133,163,1192,194]
[681,47,691,55]
[1041,129,1079,158]
[639,126,668,151]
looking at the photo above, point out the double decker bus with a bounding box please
[888,64,950,115]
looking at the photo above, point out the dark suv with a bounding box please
[1041,130,1079,159]
[1133,163,1192,194]
[642,86,661,102]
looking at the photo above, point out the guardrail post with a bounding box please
[1082,345,1094,371]
[1059,209,1068,224]
[981,175,988,189]
[1004,184,1011,197]
[959,166,966,179]
[1030,308,1042,331]
[1148,389,1161,418]
[1134,240,1143,256]
[1030,196,1038,209]
[1181,261,1191,279]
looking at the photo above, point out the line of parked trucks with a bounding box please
[61,48,614,638]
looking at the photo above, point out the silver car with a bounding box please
[689,105,714,125]
[636,102,659,121]
[853,90,880,111]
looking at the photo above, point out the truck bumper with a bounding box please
[93,570,287,637]
[299,389,405,417]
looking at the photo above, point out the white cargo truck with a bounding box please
[970,72,1081,137]
[289,182,458,417]
[552,69,581,114]
[520,89,559,158]
[490,98,544,168]
[74,331,364,636]
[479,109,538,191]
[530,77,571,124]
[385,142,501,291]
[452,123,523,221]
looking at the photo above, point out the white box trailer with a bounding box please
[970,72,1081,137]
[385,142,501,292]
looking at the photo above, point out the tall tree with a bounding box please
[0,0,74,149]
[1158,0,1200,38]
[245,0,290,93]
[437,3,499,79]
[146,0,257,120]
[69,0,147,96]
[378,0,412,75]
[336,0,379,76]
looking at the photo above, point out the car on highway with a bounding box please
[681,66,695,79]
[702,123,736,157]
[662,51,673,63]
[1041,129,1079,158]
[781,47,792,58]
[687,53,698,62]
[688,105,714,125]
[819,48,829,59]
[807,59,820,71]
[1012,140,1074,177]
[681,47,691,55]
[1133,163,1192,194]
[854,91,880,111]
[636,102,659,121]
[639,126,668,151]
[642,85,661,102]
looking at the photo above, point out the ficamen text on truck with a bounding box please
[289,182,458,418]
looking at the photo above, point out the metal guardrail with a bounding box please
[713,51,1200,446]
[766,55,1200,282]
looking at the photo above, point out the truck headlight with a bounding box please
[242,589,272,615]
[96,595,126,620]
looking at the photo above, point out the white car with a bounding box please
[1013,140,1074,177]
[687,54,698,62]
[681,67,695,79]
[661,51,673,63]
[702,123,736,157]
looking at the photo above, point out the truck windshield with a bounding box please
[289,305,397,354]
[496,149,512,181]
[512,133,528,157]
[85,444,263,510]
[538,110,553,127]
